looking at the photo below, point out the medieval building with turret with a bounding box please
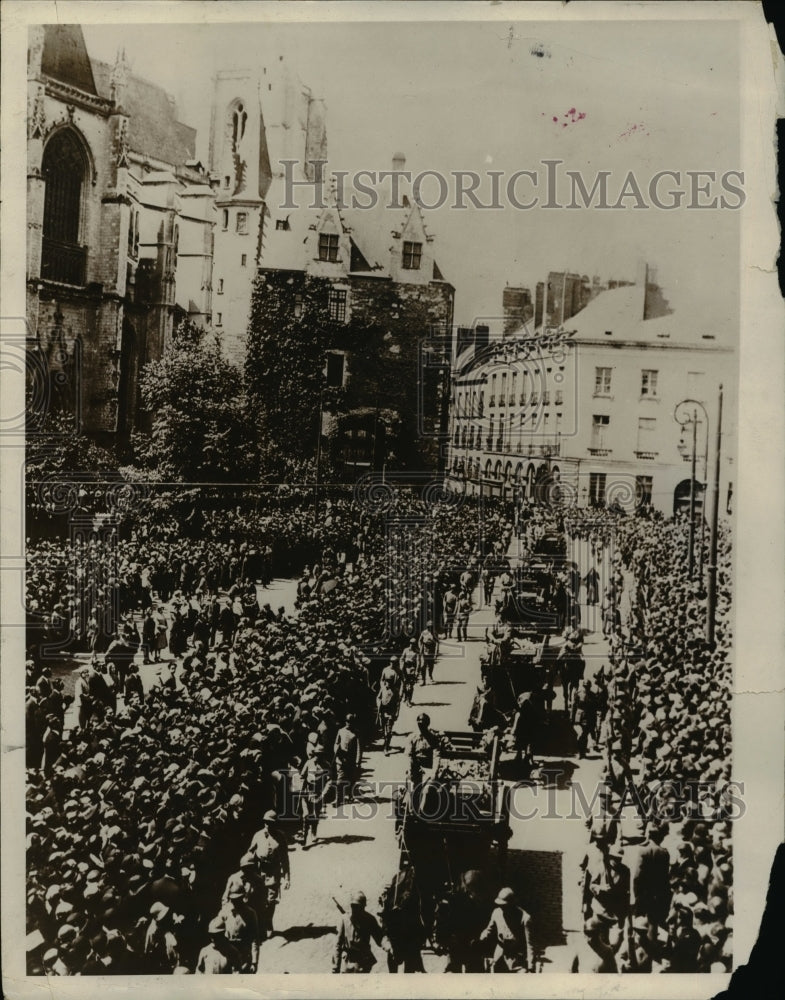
[26,24,214,441]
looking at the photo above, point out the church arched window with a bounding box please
[41,128,89,284]
[230,101,247,147]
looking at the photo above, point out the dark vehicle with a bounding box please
[394,731,512,926]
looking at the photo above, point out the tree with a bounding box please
[134,319,255,482]
[26,405,120,515]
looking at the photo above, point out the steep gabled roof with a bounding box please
[42,25,99,96]
[90,59,196,167]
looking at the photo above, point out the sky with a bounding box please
[81,17,740,340]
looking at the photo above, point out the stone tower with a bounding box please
[209,58,327,365]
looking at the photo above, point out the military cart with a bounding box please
[395,730,512,905]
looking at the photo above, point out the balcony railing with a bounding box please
[41,238,87,286]
[486,436,493,450]
[588,447,612,457]
[635,450,658,460]
[495,437,504,451]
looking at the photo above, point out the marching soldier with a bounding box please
[333,891,391,973]
[477,887,531,973]
[418,621,438,685]
[407,713,444,787]
[247,811,290,940]
[399,639,418,706]
[377,657,401,755]
[333,714,361,805]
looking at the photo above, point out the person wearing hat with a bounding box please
[417,621,438,685]
[142,901,181,973]
[586,784,620,856]
[217,887,259,972]
[630,824,671,943]
[572,907,623,972]
[435,869,489,973]
[41,714,63,776]
[476,887,531,973]
[406,713,444,789]
[299,742,331,848]
[455,589,473,644]
[333,714,361,806]
[666,904,702,973]
[618,917,658,973]
[377,658,402,756]
[398,639,418,707]
[442,585,458,638]
[223,853,267,933]
[248,812,290,940]
[196,916,242,974]
[333,890,391,973]
[592,846,631,928]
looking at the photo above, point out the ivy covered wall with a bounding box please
[245,269,454,477]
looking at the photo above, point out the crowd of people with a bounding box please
[24,487,513,974]
[24,481,734,976]
[567,510,734,973]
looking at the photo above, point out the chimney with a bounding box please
[635,258,648,320]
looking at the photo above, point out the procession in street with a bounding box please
[16,13,741,985]
[24,488,734,976]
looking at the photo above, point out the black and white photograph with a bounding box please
[1,2,783,997]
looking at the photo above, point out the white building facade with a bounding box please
[446,280,735,517]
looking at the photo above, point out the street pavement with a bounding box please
[254,532,621,974]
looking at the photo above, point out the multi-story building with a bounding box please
[208,63,327,365]
[244,155,455,476]
[446,267,735,515]
[26,25,214,440]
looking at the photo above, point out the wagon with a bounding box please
[395,730,512,901]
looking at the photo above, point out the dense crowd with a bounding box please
[566,509,734,973]
[24,483,734,976]
[24,488,513,974]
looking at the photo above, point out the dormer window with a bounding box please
[319,232,340,262]
[403,241,422,270]
[276,218,290,231]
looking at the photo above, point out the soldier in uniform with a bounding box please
[377,657,401,755]
[195,917,242,974]
[333,891,391,973]
[477,886,531,973]
[407,713,444,787]
[333,714,361,805]
[399,639,418,707]
[217,887,259,972]
[299,742,331,848]
[247,811,290,940]
[222,853,267,938]
[418,621,438,685]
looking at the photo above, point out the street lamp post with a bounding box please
[706,384,724,647]
[314,386,324,515]
[674,398,709,582]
